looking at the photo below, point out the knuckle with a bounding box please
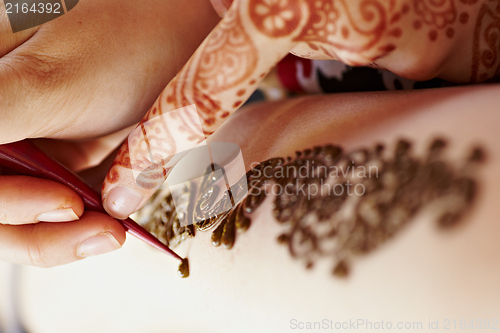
[12,50,68,92]
[27,243,49,268]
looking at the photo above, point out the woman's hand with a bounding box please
[0,0,219,143]
[0,0,220,266]
[0,174,126,267]
[102,0,496,219]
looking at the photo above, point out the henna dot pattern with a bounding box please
[429,30,438,41]
[460,12,469,23]
[138,138,485,278]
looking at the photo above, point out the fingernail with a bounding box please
[36,208,79,222]
[210,0,229,18]
[77,232,121,258]
[104,186,143,219]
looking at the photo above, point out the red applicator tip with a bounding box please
[0,140,184,263]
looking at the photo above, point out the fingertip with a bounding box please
[35,208,80,223]
[0,211,127,267]
[103,186,144,220]
[0,176,85,224]
[210,0,229,18]
[76,231,122,259]
[79,211,127,243]
[75,211,126,259]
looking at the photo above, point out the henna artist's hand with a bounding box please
[0,0,219,142]
[0,178,126,267]
[102,0,497,219]
[0,0,220,266]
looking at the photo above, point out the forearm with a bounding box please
[18,85,500,333]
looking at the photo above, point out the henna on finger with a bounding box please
[102,0,302,216]
[139,138,486,278]
[103,0,497,217]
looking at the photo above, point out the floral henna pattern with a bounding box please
[411,0,484,43]
[249,0,304,37]
[164,7,259,133]
[293,0,399,63]
[138,138,485,278]
[414,0,457,30]
[102,3,263,191]
[104,0,494,197]
[470,1,500,82]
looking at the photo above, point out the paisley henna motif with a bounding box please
[163,8,259,134]
[291,0,340,58]
[104,8,259,188]
[470,1,500,82]
[195,16,258,93]
[296,1,389,51]
[103,0,494,199]
[290,1,412,65]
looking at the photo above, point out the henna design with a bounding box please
[289,0,409,64]
[295,1,389,55]
[411,0,489,43]
[470,1,500,82]
[103,8,258,188]
[248,0,304,37]
[412,0,457,42]
[139,138,485,278]
[163,8,259,134]
[460,11,470,23]
[103,106,183,190]
[414,0,457,30]
[104,0,493,193]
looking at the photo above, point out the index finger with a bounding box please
[101,0,305,219]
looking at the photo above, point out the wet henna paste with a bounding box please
[139,138,485,278]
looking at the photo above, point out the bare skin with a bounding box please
[9,85,500,333]
[102,0,500,220]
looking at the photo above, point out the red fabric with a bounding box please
[276,54,312,93]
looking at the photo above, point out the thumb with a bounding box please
[101,0,304,219]
[0,211,125,267]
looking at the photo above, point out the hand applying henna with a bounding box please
[0,0,221,267]
[102,0,497,219]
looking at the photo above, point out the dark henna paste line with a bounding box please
[139,138,485,278]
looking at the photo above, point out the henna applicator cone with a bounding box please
[0,140,184,263]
